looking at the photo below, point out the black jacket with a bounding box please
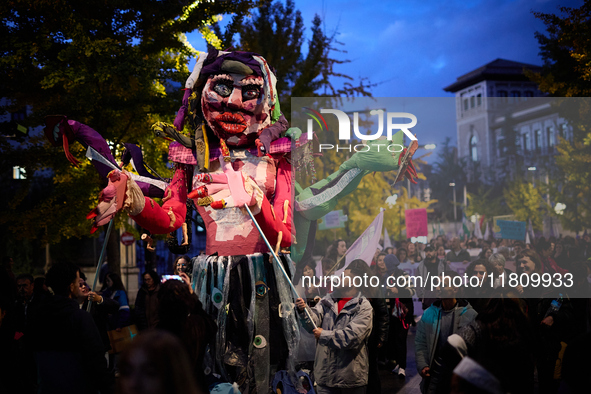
[134,285,159,331]
[82,296,119,352]
[369,297,389,346]
[28,295,107,394]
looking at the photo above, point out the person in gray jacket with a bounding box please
[415,271,477,394]
[296,260,373,394]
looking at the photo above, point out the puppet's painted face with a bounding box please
[201,73,271,146]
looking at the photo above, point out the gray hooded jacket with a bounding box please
[299,293,373,388]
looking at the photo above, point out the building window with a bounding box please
[510,91,521,104]
[547,126,555,147]
[477,94,482,106]
[470,134,478,162]
[497,137,506,157]
[560,123,568,140]
[11,108,27,122]
[535,129,542,151]
[498,90,508,104]
[470,96,475,108]
[523,132,531,152]
[13,166,26,180]
[464,99,469,111]
[524,91,534,98]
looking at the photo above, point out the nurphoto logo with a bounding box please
[304,107,417,152]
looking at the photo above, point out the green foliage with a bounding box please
[466,187,509,221]
[0,0,256,246]
[528,1,591,98]
[503,180,548,231]
[526,1,591,231]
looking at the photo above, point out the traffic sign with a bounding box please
[121,232,135,246]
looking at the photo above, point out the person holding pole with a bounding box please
[295,260,373,394]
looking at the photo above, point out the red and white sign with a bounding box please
[121,232,135,246]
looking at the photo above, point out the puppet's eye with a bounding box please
[214,83,232,97]
[212,287,223,308]
[242,87,260,100]
[253,335,267,348]
[255,281,268,298]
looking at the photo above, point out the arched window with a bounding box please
[470,134,478,162]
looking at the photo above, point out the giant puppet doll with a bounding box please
[173,50,301,393]
[44,48,419,393]
[170,49,419,392]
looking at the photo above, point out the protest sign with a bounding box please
[405,208,428,238]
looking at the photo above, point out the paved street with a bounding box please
[379,325,422,394]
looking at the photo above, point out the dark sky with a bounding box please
[291,0,583,97]
[185,0,583,157]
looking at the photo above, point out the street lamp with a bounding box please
[450,182,457,233]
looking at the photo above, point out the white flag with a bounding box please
[383,227,393,249]
[483,221,490,240]
[336,209,384,275]
[474,219,483,239]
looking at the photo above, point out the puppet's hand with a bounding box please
[87,170,128,233]
[189,157,260,209]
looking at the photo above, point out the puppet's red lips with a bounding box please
[214,113,247,134]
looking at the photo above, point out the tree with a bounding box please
[503,180,548,231]
[465,187,510,224]
[528,1,591,98]
[213,0,374,118]
[428,137,467,222]
[0,0,257,272]
[527,1,591,232]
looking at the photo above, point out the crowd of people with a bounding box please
[295,233,591,393]
[0,257,215,394]
[0,232,590,393]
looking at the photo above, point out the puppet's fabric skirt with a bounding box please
[191,253,301,393]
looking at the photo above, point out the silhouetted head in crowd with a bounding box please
[105,272,126,291]
[345,259,377,298]
[46,262,82,298]
[143,270,160,291]
[478,247,493,260]
[536,239,553,257]
[466,259,493,283]
[16,274,35,300]
[326,239,347,264]
[488,253,506,276]
[173,255,192,276]
[157,279,216,392]
[396,247,408,263]
[424,245,437,263]
[118,330,200,394]
[516,249,542,275]
[513,241,525,257]
[321,258,336,276]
